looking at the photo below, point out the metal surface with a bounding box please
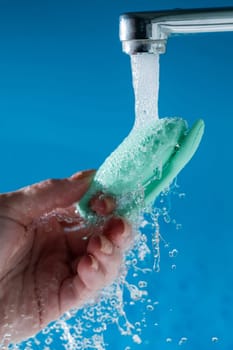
[119,7,233,54]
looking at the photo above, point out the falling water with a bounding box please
[8,53,184,350]
[131,53,160,127]
[130,53,162,270]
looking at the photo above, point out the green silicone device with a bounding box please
[77,118,204,220]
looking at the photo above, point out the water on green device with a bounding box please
[12,53,204,350]
[77,54,204,220]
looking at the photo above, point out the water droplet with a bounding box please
[45,336,53,345]
[164,214,171,223]
[178,337,188,345]
[166,337,172,343]
[211,337,219,343]
[34,338,41,346]
[146,304,154,311]
[169,249,178,258]
[138,281,147,288]
[171,264,176,270]
[42,327,50,334]
[132,334,142,344]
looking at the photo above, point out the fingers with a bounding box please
[59,216,132,314]
[78,217,131,288]
[103,217,132,250]
[1,170,95,225]
[89,193,116,216]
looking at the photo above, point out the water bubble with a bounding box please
[166,337,172,343]
[110,297,118,307]
[169,249,178,258]
[141,234,147,242]
[126,283,147,300]
[20,172,182,350]
[42,327,50,334]
[138,281,147,288]
[132,334,142,344]
[56,214,65,222]
[171,264,177,270]
[45,336,53,345]
[87,309,94,318]
[93,326,105,333]
[178,337,188,345]
[164,214,171,223]
[146,305,154,311]
[211,337,219,343]
[178,192,186,199]
[176,223,182,230]
[140,220,148,228]
[34,338,41,346]
[138,243,151,260]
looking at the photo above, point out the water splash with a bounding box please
[6,53,186,349]
[6,181,183,350]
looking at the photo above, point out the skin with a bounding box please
[0,170,131,345]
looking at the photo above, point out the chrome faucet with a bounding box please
[119,7,233,54]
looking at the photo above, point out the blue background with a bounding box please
[1,0,233,349]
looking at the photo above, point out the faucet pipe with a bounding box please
[119,7,233,54]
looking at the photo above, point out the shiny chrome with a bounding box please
[119,7,233,54]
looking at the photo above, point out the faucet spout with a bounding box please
[119,7,233,54]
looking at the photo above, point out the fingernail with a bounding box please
[88,254,99,271]
[99,235,113,255]
[70,170,96,182]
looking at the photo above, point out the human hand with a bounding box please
[0,170,131,345]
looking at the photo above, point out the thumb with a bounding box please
[0,170,95,225]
